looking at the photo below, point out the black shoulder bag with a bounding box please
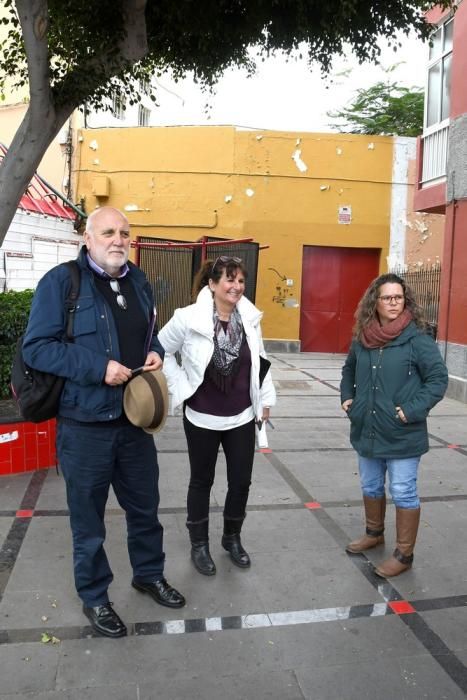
[10,260,81,423]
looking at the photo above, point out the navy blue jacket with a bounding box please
[23,247,164,422]
[340,322,448,459]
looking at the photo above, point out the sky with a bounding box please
[150,33,428,133]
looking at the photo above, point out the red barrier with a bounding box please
[0,419,56,475]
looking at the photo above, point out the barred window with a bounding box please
[139,78,151,95]
[112,92,126,120]
[138,105,150,127]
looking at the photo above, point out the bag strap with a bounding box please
[62,260,81,340]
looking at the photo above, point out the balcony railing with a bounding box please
[421,124,449,185]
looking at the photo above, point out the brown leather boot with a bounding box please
[375,506,420,578]
[346,495,386,553]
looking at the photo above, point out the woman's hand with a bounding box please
[262,406,270,421]
[342,399,353,412]
[395,406,407,423]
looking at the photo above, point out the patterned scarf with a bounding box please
[207,305,244,392]
[361,308,413,349]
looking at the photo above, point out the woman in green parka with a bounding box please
[340,273,448,578]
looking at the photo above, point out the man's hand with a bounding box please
[342,399,353,412]
[105,360,132,386]
[140,351,163,372]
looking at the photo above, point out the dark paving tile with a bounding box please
[0,472,32,510]
[0,688,138,700]
[421,608,467,652]
[139,669,304,700]
[0,642,60,695]
[296,653,466,699]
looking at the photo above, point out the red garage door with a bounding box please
[299,246,380,352]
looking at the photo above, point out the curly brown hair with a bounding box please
[191,256,248,301]
[353,273,427,340]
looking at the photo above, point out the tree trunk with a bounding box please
[0,0,149,243]
[0,102,73,243]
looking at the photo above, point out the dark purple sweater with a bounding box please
[186,337,252,417]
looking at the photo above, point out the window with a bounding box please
[112,92,126,120]
[425,17,453,130]
[138,105,150,127]
[139,78,150,95]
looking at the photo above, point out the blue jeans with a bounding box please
[358,455,421,509]
[57,421,165,606]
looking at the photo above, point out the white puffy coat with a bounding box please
[158,286,276,419]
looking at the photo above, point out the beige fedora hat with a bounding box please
[123,370,168,434]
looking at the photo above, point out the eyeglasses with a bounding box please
[212,255,242,270]
[109,279,128,310]
[378,294,405,304]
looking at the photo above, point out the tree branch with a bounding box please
[120,0,148,62]
[53,0,149,110]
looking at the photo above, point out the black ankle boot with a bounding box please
[222,518,251,568]
[187,521,216,576]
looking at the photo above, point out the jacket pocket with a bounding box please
[72,297,97,337]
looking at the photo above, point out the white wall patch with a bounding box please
[0,431,19,444]
[292,149,308,173]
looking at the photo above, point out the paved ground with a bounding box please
[1,352,467,699]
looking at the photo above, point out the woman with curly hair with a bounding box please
[340,273,448,577]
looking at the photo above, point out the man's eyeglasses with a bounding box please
[212,255,242,270]
[378,294,405,304]
[109,279,128,310]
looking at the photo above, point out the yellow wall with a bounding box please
[0,102,80,196]
[75,126,395,341]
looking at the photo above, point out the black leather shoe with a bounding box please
[191,543,216,576]
[82,603,127,638]
[132,578,186,608]
[222,533,251,568]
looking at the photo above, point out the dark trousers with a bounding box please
[183,417,256,523]
[57,421,165,606]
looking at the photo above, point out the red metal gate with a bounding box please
[299,246,381,353]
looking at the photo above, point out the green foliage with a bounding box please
[0,0,455,243]
[0,289,34,399]
[327,78,425,137]
[0,0,455,113]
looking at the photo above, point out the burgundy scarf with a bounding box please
[361,308,413,349]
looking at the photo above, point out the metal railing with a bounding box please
[421,125,449,185]
[136,236,259,330]
[390,266,442,334]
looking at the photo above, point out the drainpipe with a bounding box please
[442,196,457,362]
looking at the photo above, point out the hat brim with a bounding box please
[123,370,168,434]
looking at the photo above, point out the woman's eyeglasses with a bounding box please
[109,279,128,310]
[378,294,405,304]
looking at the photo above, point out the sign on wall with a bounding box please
[338,205,352,224]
